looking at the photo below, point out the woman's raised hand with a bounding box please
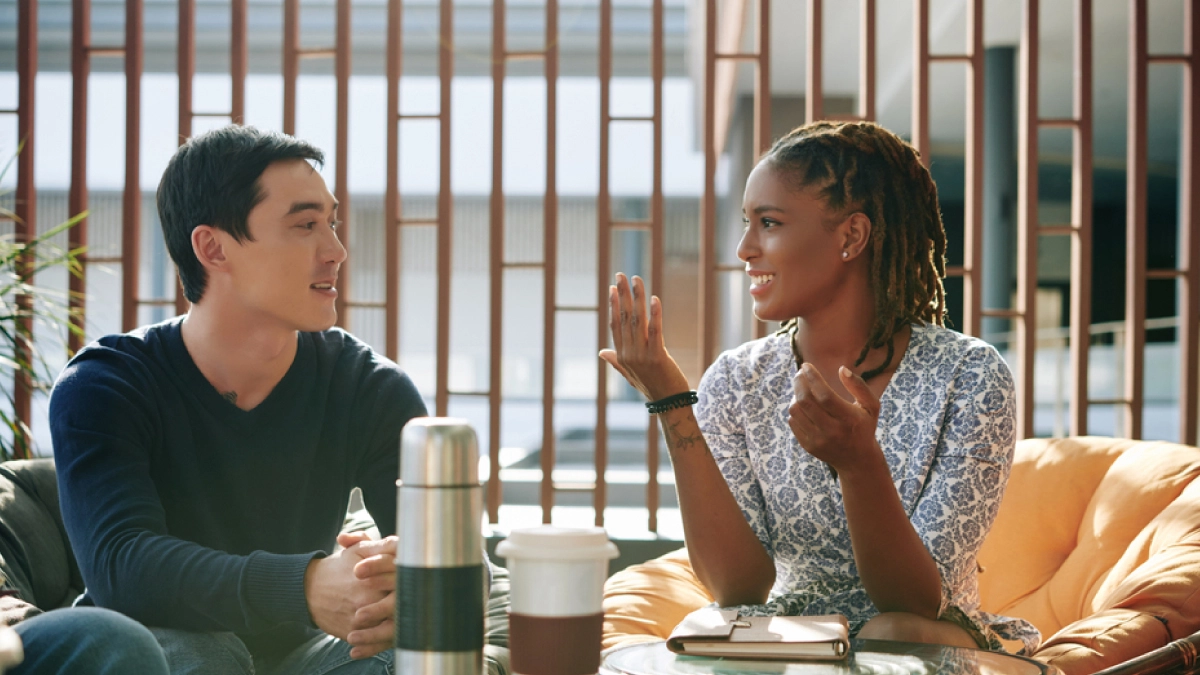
[598,273,691,402]
[788,364,884,476]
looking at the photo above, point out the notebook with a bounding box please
[666,607,851,661]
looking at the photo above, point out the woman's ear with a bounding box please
[191,225,228,271]
[842,212,872,261]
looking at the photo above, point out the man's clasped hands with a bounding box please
[304,533,398,659]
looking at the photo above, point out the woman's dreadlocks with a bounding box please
[768,121,947,381]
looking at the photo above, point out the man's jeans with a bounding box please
[150,628,393,675]
[11,607,170,675]
[149,564,511,675]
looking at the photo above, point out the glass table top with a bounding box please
[601,640,1059,675]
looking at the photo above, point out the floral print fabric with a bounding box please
[695,323,1041,654]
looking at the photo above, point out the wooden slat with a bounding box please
[15,0,37,458]
[488,0,506,524]
[121,0,143,333]
[597,0,613,530]
[962,0,984,338]
[1181,1,1200,444]
[1125,0,1148,439]
[385,0,401,361]
[334,0,351,329]
[540,0,560,524]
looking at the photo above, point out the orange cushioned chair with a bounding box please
[601,437,1200,675]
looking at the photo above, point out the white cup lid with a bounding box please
[495,526,619,561]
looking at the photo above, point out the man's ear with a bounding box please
[191,225,229,271]
[841,212,873,261]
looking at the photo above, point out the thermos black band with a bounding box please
[395,564,485,652]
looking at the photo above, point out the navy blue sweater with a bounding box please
[49,317,427,662]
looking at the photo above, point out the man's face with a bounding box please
[223,158,346,332]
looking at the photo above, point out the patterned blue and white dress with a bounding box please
[695,322,1042,654]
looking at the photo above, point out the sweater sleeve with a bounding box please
[354,354,429,538]
[50,349,318,633]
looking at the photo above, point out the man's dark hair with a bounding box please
[156,125,325,303]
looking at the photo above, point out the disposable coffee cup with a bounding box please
[496,526,619,675]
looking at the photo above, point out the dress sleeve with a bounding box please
[695,351,774,557]
[50,350,317,633]
[909,343,1017,616]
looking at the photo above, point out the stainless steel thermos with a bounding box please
[395,418,484,675]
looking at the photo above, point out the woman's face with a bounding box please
[737,161,853,322]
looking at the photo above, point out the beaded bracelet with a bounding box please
[645,390,698,415]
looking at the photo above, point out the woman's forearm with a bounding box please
[659,406,776,606]
[837,447,942,618]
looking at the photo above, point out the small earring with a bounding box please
[841,251,849,259]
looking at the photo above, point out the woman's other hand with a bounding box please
[788,364,883,475]
[599,273,690,401]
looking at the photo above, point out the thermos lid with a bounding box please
[399,417,480,487]
[495,526,619,562]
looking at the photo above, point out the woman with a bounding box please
[600,121,1040,653]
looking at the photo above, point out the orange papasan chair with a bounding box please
[601,437,1200,675]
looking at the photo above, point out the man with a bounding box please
[49,125,508,674]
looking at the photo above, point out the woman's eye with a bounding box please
[330,220,341,231]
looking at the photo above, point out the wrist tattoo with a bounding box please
[222,391,238,405]
[663,411,704,454]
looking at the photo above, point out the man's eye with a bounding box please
[330,220,342,231]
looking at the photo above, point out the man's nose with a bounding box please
[326,228,348,264]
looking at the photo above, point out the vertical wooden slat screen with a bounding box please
[9,0,1197,501]
[433,0,453,417]
[120,0,143,333]
[596,0,612,529]
[1126,0,1148,439]
[1015,0,1041,440]
[1182,4,1200,446]
[13,0,36,458]
[175,0,195,316]
[485,0,504,524]
[647,0,666,531]
[1068,0,1094,437]
[960,0,985,340]
[595,0,668,530]
[807,0,824,123]
[910,0,985,339]
[912,0,930,166]
[700,0,770,368]
[539,0,560,523]
[384,0,401,361]
[1009,0,1096,438]
[280,0,355,331]
[68,0,90,355]
[806,0,876,123]
[858,0,875,122]
[805,0,877,128]
[282,0,299,134]
[174,0,249,316]
[1137,1,1199,445]
[333,0,351,328]
[231,0,247,125]
[383,0,454,416]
